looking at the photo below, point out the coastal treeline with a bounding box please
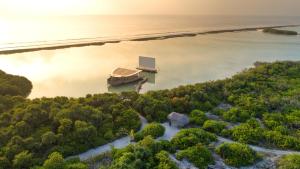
[0,70,32,97]
[0,61,300,168]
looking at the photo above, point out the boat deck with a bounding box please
[111,68,142,77]
[137,66,158,73]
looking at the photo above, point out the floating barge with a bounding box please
[107,56,157,89]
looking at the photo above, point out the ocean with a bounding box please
[0,15,300,98]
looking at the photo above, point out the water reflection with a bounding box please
[140,72,156,84]
[107,82,139,93]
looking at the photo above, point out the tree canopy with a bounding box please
[0,70,32,97]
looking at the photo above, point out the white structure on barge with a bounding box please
[137,56,157,73]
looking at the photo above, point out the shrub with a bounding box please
[222,107,251,123]
[189,109,207,126]
[171,128,217,150]
[229,119,264,144]
[277,154,300,169]
[156,140,176,154]
[263,130,300,150]
[176,144,214,169]
[203,120,227,134]
[134,123,165,141]
[215,142,259,167]
[43,152,65,169]
[156,151,179,169]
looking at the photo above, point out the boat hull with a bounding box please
[107,76,143,86]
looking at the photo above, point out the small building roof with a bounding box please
[168,112,189,124]
[111,68,141,78]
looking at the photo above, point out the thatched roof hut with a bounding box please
[167,112,189,128]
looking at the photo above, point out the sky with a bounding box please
[1,0,300,16]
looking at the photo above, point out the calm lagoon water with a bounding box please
[0,16,300,98]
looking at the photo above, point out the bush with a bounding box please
[203,120,227,134]
[156,151,179,169]
[176,144,214,169]
[43,152,64,169]
[171,128,217,150]
[156,140,176,154]
[222,107,251,123]
[229,119,264,144]
[277,154,300,169]
[189,109,207,126]
[216,142,259,167]
[263,130,300,150]
[134,123,165,141]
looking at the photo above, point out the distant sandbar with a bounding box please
[0,24,299,55]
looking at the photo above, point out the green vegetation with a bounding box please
[189,109,207,126]
[176,144,214,169]
[0,70,32,97]
[222,107,251,123]
[277,154,300,169]
[109,136,178,169]
[203,120,227,134]
[263,28,298,35]
[34,152,88,169]
[216,142,259,167]
[84,152,112,169]
[225,118,300,150]
[0,83,142,168]
[1,61,300,168]
[225,119,264,145]
[134,123,165,141]
[215,61,300,150]
[171,128,217,150]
